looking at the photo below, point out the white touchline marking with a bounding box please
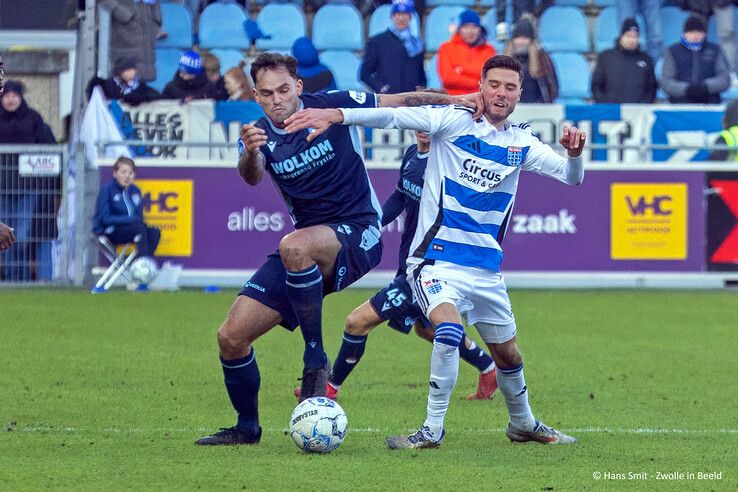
[10,427,738,435]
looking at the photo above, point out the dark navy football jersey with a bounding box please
[395,144,427,276]
[254,90,381,229]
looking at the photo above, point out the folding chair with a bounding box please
[91,234,141,293]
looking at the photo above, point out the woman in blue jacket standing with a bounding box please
[93,156,160,258]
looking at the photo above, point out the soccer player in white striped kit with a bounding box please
[285,55,586,448]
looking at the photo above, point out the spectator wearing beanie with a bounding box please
[503,15,558,103]
[360,0,426,94]
[100,0,162,81]
[162,50,220,102]
[86,56,161,105]
[591,18,657,103]
[292,37,337,93]
[437,9,496,95]
[708,99,738,160]
[0,80,58,282]
[661,15,730,104]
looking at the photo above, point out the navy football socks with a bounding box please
[221,351,260,435]
[286,263,326,369]
[329,332,368,387]
[459,338,495,373]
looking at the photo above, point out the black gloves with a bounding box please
[685,82,710,102]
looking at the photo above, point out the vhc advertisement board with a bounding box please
[98,165,709,274]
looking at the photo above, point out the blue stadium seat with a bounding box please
[554,0,589,7]
[210,48,246,72]
[426,53,441,89]
[425,6,465,52]
[591,0,617,6]
[152,48,182,92]
[539,6,589,52]
[368,4,420,37]
[313,3,363,50]
[256,3,306,50]
[321,50,363,91]
[427,0,475,6]
[660,6,689,48]
[550,52,591,102]
[158,2,193,49]
[199,2,249,49]
[482,9,497,38]
[595,8,645,52]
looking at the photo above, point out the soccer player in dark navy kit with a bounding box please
[294,129,499,402]
[196,52,481,445]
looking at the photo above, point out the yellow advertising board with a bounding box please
[611,183,687,260]
[136,179,193,256]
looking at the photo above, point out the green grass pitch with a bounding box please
[0,289,736,490]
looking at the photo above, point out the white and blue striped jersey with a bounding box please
[340,104,583,272]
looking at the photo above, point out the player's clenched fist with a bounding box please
[240,124,268,154]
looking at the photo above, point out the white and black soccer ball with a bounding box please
[130,257,158,285]
[289,397,348,453]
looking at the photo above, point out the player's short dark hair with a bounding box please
[113,156,136,171]
[481,55,523,82]
[250,52,298,83]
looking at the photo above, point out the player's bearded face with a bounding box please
[254,68,303,127]
[480,68,522,124]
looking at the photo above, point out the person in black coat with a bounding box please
[0,80,58,281]
[87,56,161,105]
[360,0,426,94]
[591,18,658,103]
[162,50,220,102]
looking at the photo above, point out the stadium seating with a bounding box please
[256,3,306,50]
[539,6,589,52]
[157,2,193,49]
[321,50,363,91]
[210,48,246,72]
[425,53,441,89]
[550,52,591,103]
[425,5,465,52]
[482,9,497,39]
[553,0,589,7]
[426,0,475,6]
[659,6,690,48]
[199,2,249,49]
[313,3,364,51]
[595,8,645,52]
[152,48,182,92]
[368,4,421,37]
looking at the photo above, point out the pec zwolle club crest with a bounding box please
[507,146,523,166]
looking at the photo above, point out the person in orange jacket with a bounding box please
[437,10,496,95]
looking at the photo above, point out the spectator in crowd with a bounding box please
[503,15,558,103]
[292,37,337,93]
[661,15,730,104]
[0,80,57,282]
[676,0,736,74]
[86,56,161,105]
[162,50,220,102]
[618,0,663,63]
[496,0,553,40]
[437,10,496,95]
[360,0,425,94]
[93,156,160,260]
[100,0,162,82]
[591,18,657,103]
[201,51,229,101]
[708,99,738,160]
[224,61,255,101]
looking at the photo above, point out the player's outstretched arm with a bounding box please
[377,91,484,119]
[283,109,344,142]
[0,221,15,251]
[238,124,268,186]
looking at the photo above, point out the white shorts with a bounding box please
[409,260,515,327]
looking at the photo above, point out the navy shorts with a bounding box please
[369,274,430,334]
[239,222,382,331]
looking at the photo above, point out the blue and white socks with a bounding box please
[423,322,463,440]
[497,363,536,432]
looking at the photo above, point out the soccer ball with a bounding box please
[289,397,348,453]
[130,257,158,285]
